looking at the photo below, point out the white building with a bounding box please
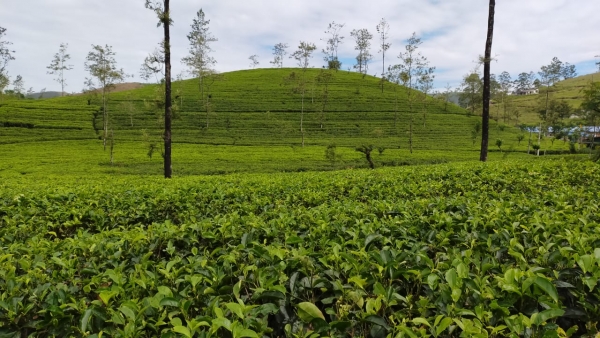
[512,88,539,96]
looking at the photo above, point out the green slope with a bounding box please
[1,68,523,151]
[509,72,600,124]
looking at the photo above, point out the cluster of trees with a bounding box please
[265,18,426,83]
[457,57,579,126]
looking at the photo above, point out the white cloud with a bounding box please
[1,0,598,93]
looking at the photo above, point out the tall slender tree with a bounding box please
[249,55,259,69]
[515,71,536,91]
[498,71,512,122]
[417,67,435,126]
[0,27,14,76]
[389,33,432,151]
[350,29,373,76]
[459,71,483,115]
[47,43,73,96]
[270,43,288,68]
[386,65,402,128]
[538,57,565,140]
[560,62,577,80]
[322,22,345,70]
[581,82,600,153]
[84,44,126,150]
[480,0,496,162]
[145,0,173,178]
[12,75,24,97]
[0,26,14,100]
[376,18,391,91]
[443,83,453,112]
[182,9,217,129]
[288,41,316,147]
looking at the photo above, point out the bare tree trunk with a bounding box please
[409,117,413,154]
[163,0,172,178]
[538,122,542,156]
[592,121,597,157]
[527,129,532,154]
[320,83,328,129]
[110,129,114,165]
[301,90,305,147]
[366,151,374,169]
[102,88,107,151]
[480,0,495,162]
[394,90,398,129]
[381,52,385,94]
[423,96,427,128]
[206,99,210,129]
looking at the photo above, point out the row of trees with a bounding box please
[266,18,417,83]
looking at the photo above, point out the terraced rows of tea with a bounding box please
[1,159,599,337]
[0,69,524,150]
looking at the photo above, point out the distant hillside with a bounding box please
[78,82,148,96]
[509,72,600,124]
[24,83,148,100]
[25,91,65,99]
[1,68,523,151]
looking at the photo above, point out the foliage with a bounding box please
[515,72,536,91]
[459,72,483,116]
[0,160,599,336]
[46,43,73,96]
[375,18,391,81]
[182,9,217,80]
[581,82,600,121]
[537,99,571,126]
[495,138,503,151]
[270,43,289,68]
[350,29,373,76]
[84,44,127,149]
[290,42,317,70]
[248,55,259,69]
[322,22,345,71]
[355,144,376,168]
[471,120,482,146]
[0,26,15,75]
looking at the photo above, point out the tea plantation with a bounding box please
[1,68,575,176]
[1,68,596,337]
[1,159,600,337]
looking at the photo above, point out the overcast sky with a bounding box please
[1,0,598,93]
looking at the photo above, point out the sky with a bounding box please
[0,0,599,93]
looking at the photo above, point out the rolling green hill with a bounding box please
[1,68,517,147]
[0,68,564,176]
